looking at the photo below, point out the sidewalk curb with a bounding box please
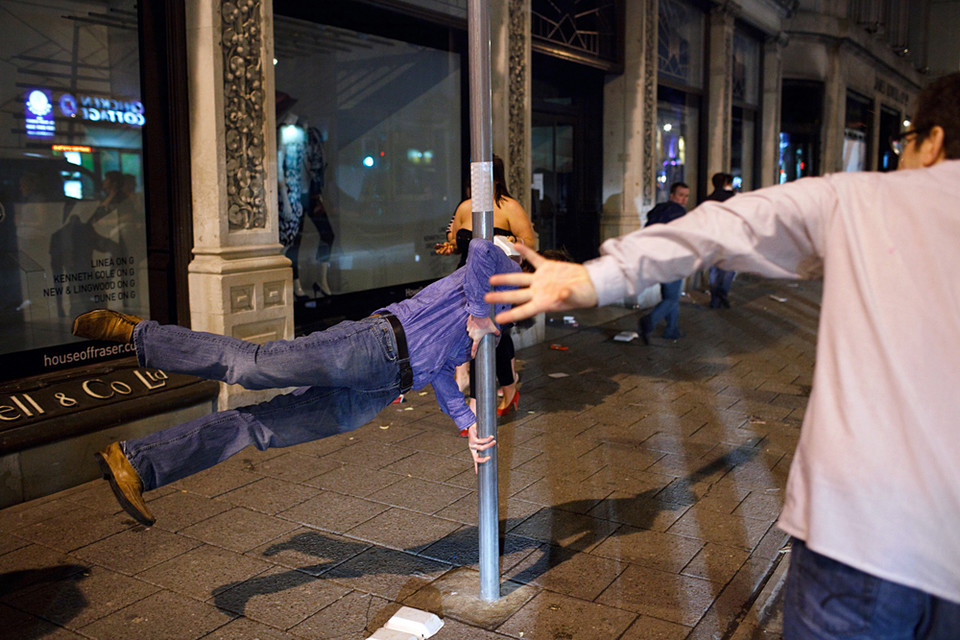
[728,546,790,639]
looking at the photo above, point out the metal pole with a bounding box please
[467,0,499,602]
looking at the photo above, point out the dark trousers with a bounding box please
[784,538,960,639]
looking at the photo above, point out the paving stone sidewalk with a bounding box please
[0,275,820,640]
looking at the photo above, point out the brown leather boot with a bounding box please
[95,442,156,526]
[72,310,143,343]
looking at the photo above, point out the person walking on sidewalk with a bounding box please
[488,73,960,639]
[637,181,689,343]
[74,238,518,526]
[703,172,737,308]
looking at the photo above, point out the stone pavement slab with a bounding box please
[0,276,818,639]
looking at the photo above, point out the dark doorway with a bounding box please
[531,53,603,262]
[779,80,823,182]
[878,105,901,172]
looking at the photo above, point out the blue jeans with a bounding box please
[709,266,735,307]
[644,280,682,338]
[125,318,403,490]
[784,538,960,639]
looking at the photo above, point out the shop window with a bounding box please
[658,0,705,90]
[844,91,873,172]
[780,80,823,182]
[531,0,621,68]
[656,0,704,204]
[272,12,462,314]
[732,107,756,190]
[731,28,760,191]
[0,0,148,379]
[878,105,901,172]
[393,0,466,20]
[656,87,700,205]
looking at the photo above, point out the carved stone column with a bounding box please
[821,41,846,175]
[492,0,541,348]
[706,5,734,182]
[601,0,657,242]
[186,0,291,409]
[760,35,785,187]
[491,0,531,217]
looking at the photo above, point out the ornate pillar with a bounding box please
[492,0,542,348]
[821,41,845,175]
[186,0,291,409]
[760,35,785,187]
[706,5,734,182]
[601,0,657,241]
[491,0,531,217]
[868,94,881,172]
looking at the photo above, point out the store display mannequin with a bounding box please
[276,93,334,298]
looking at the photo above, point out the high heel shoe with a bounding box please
[497,389,519,416]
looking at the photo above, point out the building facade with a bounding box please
[0,0,948,506]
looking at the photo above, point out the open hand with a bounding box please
[485,243,598,324]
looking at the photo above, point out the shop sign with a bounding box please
[24,88,146,136]
[0,367,188,426]
[59,92,146,127]
[24,88,56,139]
[873,78,909,106]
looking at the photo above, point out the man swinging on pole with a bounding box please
[73,237,517,526]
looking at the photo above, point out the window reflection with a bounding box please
[656,90,699,205]
[273,15,461,301]
[0,0,148,364]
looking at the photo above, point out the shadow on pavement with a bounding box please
[212,443,759,617]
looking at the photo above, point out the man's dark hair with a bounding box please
[711,172,732,191]
[912,72,960,160]
[669,181,688,196]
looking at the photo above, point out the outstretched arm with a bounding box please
[489,177,831,324]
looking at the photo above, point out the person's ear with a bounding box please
[918,126,947,167]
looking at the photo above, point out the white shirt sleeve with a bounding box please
[584,177,835,306]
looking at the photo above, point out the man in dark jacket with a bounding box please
[638,181,689,342]
[705,172,737,308]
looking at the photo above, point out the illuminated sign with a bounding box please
[26,88,146,136]
[60,93,145,127]
[52,144,92,153]
[25,89,56,138]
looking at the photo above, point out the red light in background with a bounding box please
[52,144,92,153]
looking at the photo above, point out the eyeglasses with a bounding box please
[890,127,930,156]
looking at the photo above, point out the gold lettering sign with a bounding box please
[0,369,180,424]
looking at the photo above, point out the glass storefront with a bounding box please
[843,91,873,172]
[878,105,901,172]
[731,29,760,191]
[779,80,822,183]
[657,0,704,90]
[0,0,148,379]
[656,88,700,204]
[272,13,462,309]
[656,0,704,203]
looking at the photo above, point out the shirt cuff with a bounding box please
[584,256,635,307]
[450,406,476,431]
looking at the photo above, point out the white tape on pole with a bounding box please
[470,161,494,218]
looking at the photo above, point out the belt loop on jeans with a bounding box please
[372,312,413,393]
